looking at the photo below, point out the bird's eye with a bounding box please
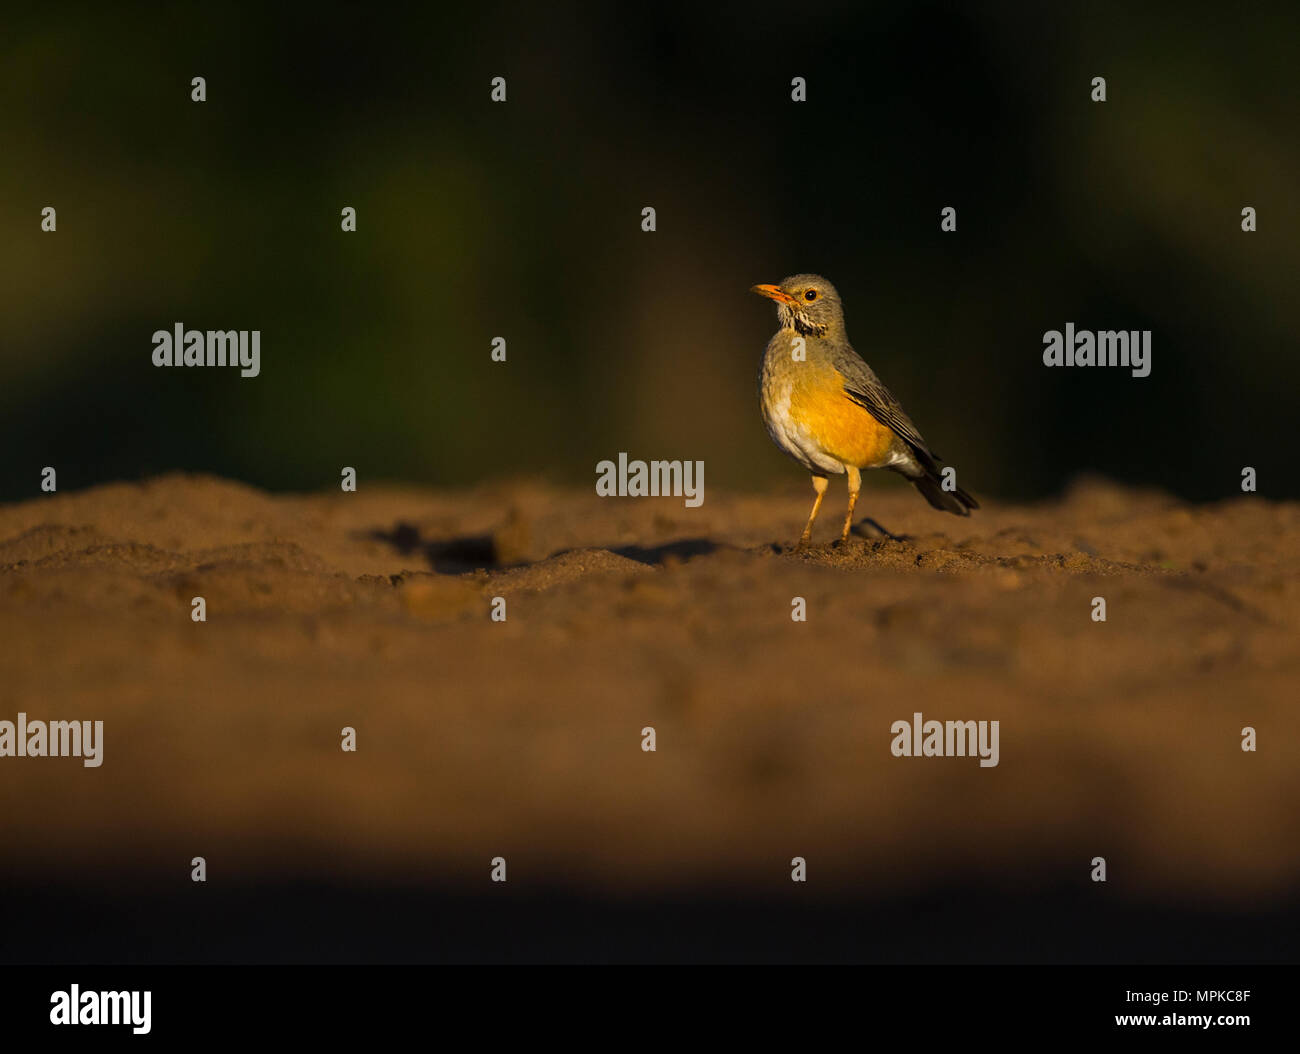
[804,289,818,301]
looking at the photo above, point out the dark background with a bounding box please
[3,1,1296,503]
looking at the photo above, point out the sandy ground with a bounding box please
[1,473,1297,961]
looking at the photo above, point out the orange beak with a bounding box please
[750,283,796,304]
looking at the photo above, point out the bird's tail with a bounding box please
[911,470,979,517]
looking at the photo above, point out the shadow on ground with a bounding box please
[365,522,725,573]
[3,877,1297,964]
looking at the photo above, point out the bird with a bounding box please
[751,273,977,548]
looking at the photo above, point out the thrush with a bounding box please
[752,274,977,547]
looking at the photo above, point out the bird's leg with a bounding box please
[797,475,828,549]
[841,466,861,543]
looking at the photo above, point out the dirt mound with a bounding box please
[0,474,1296,930]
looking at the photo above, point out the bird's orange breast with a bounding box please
[788,369,899,469]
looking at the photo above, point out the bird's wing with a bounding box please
[835,351,942,463]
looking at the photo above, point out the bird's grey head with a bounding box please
[750,273,844,337]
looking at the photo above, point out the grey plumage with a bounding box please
[838,354,979,516]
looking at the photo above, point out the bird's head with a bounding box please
[750,274,844,337]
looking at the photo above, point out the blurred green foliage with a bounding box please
[2,1,1296,501]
